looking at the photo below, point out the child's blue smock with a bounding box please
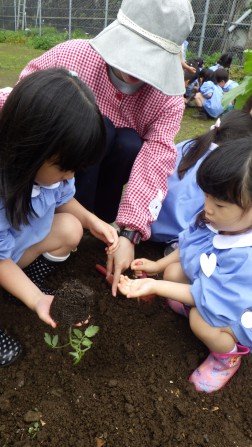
[200,81,224,118]
[208,63,222,71]
[223,79,239,92]
[150,141,217,243]
[0,179,75,263]
[179,222,252,351]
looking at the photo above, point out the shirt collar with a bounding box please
[32,182,60,197]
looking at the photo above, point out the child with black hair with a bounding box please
[183,68,199,104]
[119,137,252,393]
[209,53,233,71]
[192,68,229,120]
[0,68,118,367]
[150,110,252,246]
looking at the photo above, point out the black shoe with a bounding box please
[0,330,22,367]
[191,112,208,120]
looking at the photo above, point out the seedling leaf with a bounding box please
[85,325,100,338]
[82,338,92,347]
[51,335,59,347]
[44,333,52,345]
[73,328,83,339]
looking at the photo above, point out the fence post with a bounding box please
[69,0,72,39]
[198,0,210,57]
[104,0,109,28]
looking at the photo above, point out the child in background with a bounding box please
[192,68,229,120]
[0,68,118,367]
[150,110,252,247]
[184,57,204,105]
[119,137,252,393]
[183,68,199,105]
[209,53,233,72]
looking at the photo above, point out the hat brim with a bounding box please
[90,20,185,96]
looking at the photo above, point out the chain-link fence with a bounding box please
[0,0,251,58]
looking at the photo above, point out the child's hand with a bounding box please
[118,275,156,299]
[34,294,57,328]
[131,258,159,277]
[88,218,119,254]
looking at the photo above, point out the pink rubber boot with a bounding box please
[189,344,250,393]
[166,299,191,318]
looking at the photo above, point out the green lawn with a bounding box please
[0,42,212,141]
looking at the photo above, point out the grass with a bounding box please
[0,42,213,140]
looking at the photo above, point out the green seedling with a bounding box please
[28,422,40,438]
[44,325,100,365]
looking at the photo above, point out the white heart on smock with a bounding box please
[200,253,217,278]
[241,311,252,329]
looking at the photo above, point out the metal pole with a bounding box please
[14,0,17,31]
[38,0,42,36]
[198,0,210,57]
[69,0,72,40]
[104,0,109,29]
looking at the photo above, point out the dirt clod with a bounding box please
[50,279,93,326]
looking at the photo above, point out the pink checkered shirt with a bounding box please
[0,39,184,239]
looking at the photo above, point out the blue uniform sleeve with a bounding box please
[200,81,214,97]
[55,178,76,208]
[0,205,16,260]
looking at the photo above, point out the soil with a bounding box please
[1,234,252,447]
[50,279,93,326]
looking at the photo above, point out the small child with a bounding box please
[209,53,233,72]
[0,68,119,366]
[192,68,229,119]
[183,68,199,104]
[119,137,252,393]
[150,110,252,246]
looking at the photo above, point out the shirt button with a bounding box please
[115,92,123,100]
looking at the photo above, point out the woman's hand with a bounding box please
[106,236,135,296]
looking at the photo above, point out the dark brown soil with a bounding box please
[50,279,93,326]
[1,234,252,447]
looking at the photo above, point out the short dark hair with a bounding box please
[0,68,106,228]
[196,137,252,209]
[214,68,229,84]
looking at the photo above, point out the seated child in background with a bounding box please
[150,110,252,247]
[184,58,204,106]
[183,68,199,104]
[192,68,229,119]
[119,137,252,393]
[209,53,233,72]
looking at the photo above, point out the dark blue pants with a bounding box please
[74,117,143,222]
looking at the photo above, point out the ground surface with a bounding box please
[1,234,252,447]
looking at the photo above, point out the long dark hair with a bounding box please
[178,110,252,179]
[0,68,106,229]
[197,137,252,208]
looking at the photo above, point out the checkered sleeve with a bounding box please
[116,96,184,240]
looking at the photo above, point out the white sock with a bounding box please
[42,252,70,263]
